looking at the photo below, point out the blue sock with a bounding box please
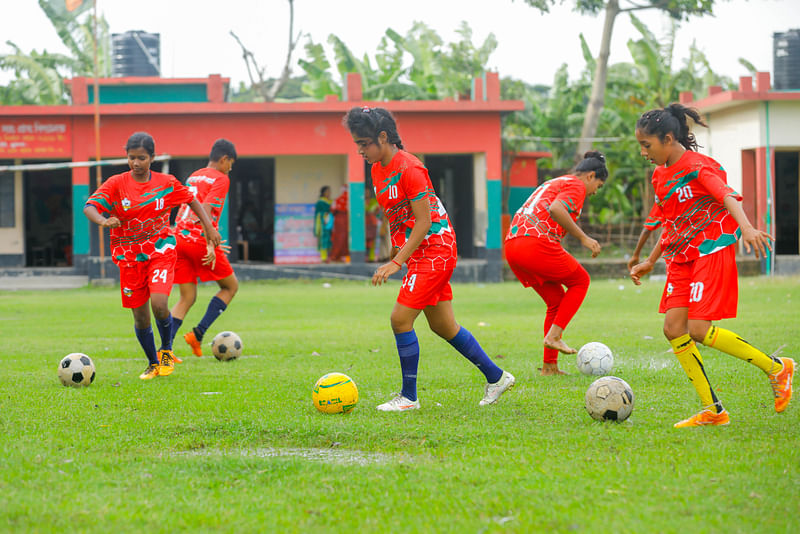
[395,330,420,402]
[135,326,159,366]
[448,326,503,383]
[170,316,183,345]
[195,296,227,340]
[155,314,173,351]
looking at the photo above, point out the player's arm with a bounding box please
[630,233,663,286]
[187,198,221,247]
[722,194,773,259]
[549,201,601,257]
[372,196,430,286]
[628,227,653,271]
[83,204,120,228]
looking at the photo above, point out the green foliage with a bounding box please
[0,1,110,105]
[0,278,798,531]
[297,21,497,101]
[502,11,738,222]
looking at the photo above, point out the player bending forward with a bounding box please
[169,139,239,359]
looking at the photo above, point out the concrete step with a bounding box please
[0,275,89,290]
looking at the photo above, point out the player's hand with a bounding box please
[202,242,217,269]
[372,260,401,287]
[581,236,601,258]
[629,260,654,286]
[216,239,232,256]
[102,216,121,229]
[740,226,773,259]
[626,255,639,272]
[206,228,222,247]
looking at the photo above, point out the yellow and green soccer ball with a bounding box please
[312,372,358,414]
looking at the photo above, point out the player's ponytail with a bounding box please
[125,132,156,157]
[574,151,609,181]
[343,106,404,150]
[636,103,708,151]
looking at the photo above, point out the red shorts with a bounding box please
[174,237,234,284]
[118,252,176,309]
[659,244,738,320]
[397,269,454,310]
[505,236,581,287]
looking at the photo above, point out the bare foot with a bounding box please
[544,337,577,354]
[539,363,567,376]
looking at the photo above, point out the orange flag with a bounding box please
[65,0,83,11]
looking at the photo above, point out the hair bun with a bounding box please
[583,151,605,163]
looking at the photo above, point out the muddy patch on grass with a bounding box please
[178,447,402,466]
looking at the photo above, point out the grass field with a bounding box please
[1,275,798,532]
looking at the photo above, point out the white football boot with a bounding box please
[480,371,516,405]
[376,393,420,412]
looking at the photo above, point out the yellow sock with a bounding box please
[670,334,722,413]
[702,326,782,375]
[320,250,328,261]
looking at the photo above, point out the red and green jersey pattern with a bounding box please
[85,170,195,266]
[371,150,456,272]
[174,167,229,244]
[506,175,586,244]
[650,150,742,263]
[643,203,664,231]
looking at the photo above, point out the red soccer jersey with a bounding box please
[650,150,742,263]
[174,167,229,244]
[643,203,663,231]
[371,150,457,272]
[85,170,194,266]
[505,175,586,246]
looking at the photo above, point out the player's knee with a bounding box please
[689,324,710,344]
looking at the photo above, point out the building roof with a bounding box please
[681,72,800,114]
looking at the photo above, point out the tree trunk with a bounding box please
[574,0,620,163]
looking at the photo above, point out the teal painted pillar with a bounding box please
[72,183,90,255]
[347,152,366,263]
[486,179,502,249]
[219,201,229,243]
[349,181,365,255]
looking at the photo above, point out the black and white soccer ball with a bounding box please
[585,376,634,421]
[58,353,96,387]
[576,342,614,376]
[211,331,242,361]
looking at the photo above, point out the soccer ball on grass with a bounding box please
[312,372,358,414]
[58,353,96,387]
[211,331,242,361]
[576,342,614,376]
[585,376,634,421]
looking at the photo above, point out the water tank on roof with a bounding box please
[111,31,160,77]
[774,29,800,90]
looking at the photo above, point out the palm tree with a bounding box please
[0,0,110,105]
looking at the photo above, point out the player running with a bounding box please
[630,103,794,427]
[343,106,515,411]
[169,139,239,359]
[504,152,608,375]
[83,132,221,380]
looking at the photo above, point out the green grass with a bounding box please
[1,276,798,532]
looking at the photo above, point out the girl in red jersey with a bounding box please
[631,103,793,427]
[170,139,239,360]
[84,132,221,380]
[344,106,515,411]
[504,152,608,376]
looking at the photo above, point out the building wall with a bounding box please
[767,100,800,148]
[0,168,24,257]
[700,103,762,194]
[275,155,346,204]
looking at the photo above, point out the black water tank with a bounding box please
[774,29,800,90]
[111,31,160,77]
